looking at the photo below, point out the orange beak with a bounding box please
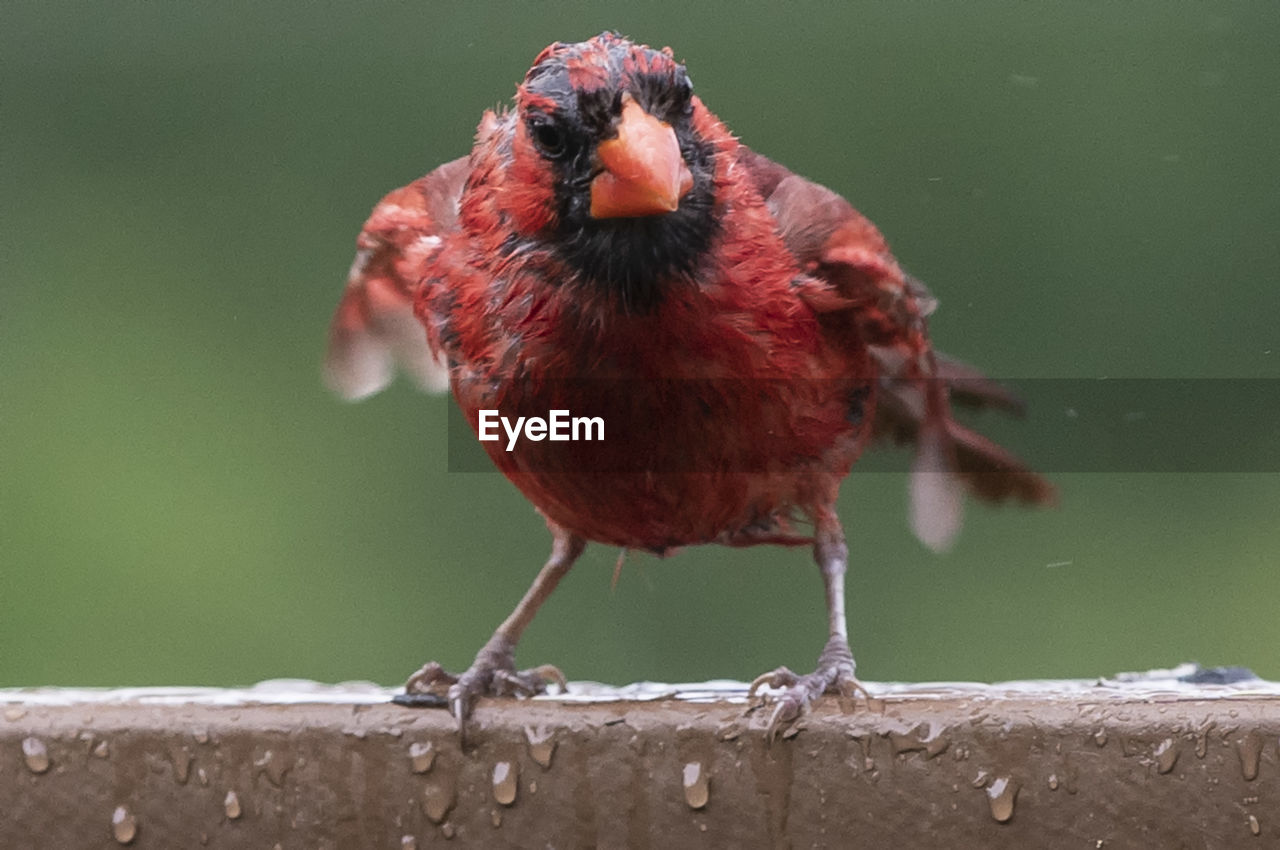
[590,96,695,219]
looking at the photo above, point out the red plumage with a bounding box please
[326,33,1052,735]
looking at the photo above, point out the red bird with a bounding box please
[326,33,1053,735]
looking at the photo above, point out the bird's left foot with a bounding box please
[393,636,566,729]
[748,634,865,740]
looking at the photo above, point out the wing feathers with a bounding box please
[741,144,1054,546]
[324,157,469,400]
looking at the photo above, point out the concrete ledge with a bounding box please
[3,668,1279,848]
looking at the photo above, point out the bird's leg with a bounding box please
[749,514,864,739]
[396,529,586,730]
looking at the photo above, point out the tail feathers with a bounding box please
[875,363,1055,550]
[907,416,1055,552]
[934,354,1027,416]
[945,419,1057,506]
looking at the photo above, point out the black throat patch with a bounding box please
[552,133,718,314]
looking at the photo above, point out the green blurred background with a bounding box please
[3,2,1278,690]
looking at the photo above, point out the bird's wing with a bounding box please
[739,147,1054,548]
[324,156,470,400]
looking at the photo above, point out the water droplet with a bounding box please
[441,823,456,839]
[409,741,436,774]
[1195,724,1213,758]
[925,735,951,759]
[1047,773,1059,791]
[112,806,138,844]
[197,768,209,787]
[1239,733,1263,781]
[5,707,27,722]
[224,790,242,820]
[22,737,50,773]
[254,749,290,787]
[888,722,951,759]
[170,745,193,784]
[401,836,417,850]
[423,781,456,824]
[524,725,557,768]
[716,722,741,742]
[93,740,111,759]
[1154,738,1179,774]
[491,809,502,828]
[492,760,519,806]
[986,777,1019,823]
[1093,728,1108,747]
[682,761,710,810]
[1249,814,1261,836]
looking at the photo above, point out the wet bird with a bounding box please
[326,33,1053,736]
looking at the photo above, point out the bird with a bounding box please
[325,32,1054,737]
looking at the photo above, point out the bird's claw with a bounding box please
[748,637,865,742]
[396,640,567,736]
[748,666,802,698]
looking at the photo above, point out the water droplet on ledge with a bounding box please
[492,760,519,806]
[111,806,138,844]
[1154,738,1179,774]
[524,725,557,768]
[22,737,50,773]
[409,741,436,774]
[682,761,710,810]
[423,781,456,824]
[986,777,1019,823]
[1238,732,1263,781]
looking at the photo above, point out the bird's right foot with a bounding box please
[393,636,566,729]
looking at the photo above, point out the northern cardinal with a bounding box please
[326,32,1053,736]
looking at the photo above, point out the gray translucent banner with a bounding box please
[442,379,1280,473]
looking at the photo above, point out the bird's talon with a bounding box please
[404,661,458,696]
[532,663,568,693]
[396,650,564,730]
[448,693,470,728]
[839,676,868,701]
[749,647,865,741]
[748,666,798,699]
[765,698,802,742]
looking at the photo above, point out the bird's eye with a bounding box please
[529,118,568,159]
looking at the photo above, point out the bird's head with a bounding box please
[499,33,720,312]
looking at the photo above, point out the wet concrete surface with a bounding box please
[3,669,1280,848]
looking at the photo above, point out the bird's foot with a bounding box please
[748,634,865,741]
[393,635,566,731]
